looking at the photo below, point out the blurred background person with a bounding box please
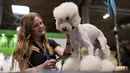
[120,40,130,69]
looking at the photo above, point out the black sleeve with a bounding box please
[48,39,60,50]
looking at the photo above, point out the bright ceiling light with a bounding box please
[103,14,110,19]
[11,5,30,15]
[16,26,20,32]
[2,33,5,37]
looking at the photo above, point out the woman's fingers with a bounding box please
[47,59,56,65]
[44,59,57,69]
[48,59,56,63]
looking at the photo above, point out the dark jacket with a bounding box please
[120,46,130,68]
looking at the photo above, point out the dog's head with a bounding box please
[53,2,81,34]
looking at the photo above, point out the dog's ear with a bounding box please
[55,21,59,30]
[56,24,58,30]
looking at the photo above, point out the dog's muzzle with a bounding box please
[62,27,67,31]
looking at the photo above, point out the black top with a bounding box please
[29,39,60,68]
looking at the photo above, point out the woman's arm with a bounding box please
[48,39,64,56]
[54,34,73,56]
[49,34,72,57]
[54,46,64,56]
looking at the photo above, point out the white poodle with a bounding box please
[53,2,110,59]
[53,2,115,72]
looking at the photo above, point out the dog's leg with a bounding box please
[72,44,81,59]
[78,39,94,56]
[76,32,95,56]
[64,34,73,55]
[83,41,94,56]
[69,38,81,59]
[97,31,111,59]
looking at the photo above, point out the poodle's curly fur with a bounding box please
[53,2,115,72]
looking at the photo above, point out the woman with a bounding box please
[10,12,66,71]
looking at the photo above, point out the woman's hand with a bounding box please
[43,59,58,70]
[24,59,58,71]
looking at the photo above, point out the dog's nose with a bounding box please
[62,27,67,31]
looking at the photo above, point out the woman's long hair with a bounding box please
[10,12,53,71]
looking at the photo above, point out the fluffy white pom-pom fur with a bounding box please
[53,2,78,19]
[80,55,101,71]
[100,59,116,72]
[62,57,80,71]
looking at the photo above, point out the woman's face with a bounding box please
[31,16,45,37]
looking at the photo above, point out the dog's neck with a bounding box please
[68,24,81,35]
[68,26,79,36]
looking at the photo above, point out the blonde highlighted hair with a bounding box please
[10,12,53,71]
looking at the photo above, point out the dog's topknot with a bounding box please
[53,2,79,19]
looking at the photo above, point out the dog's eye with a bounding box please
[66,17,69,21]
[59,19,62,23]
